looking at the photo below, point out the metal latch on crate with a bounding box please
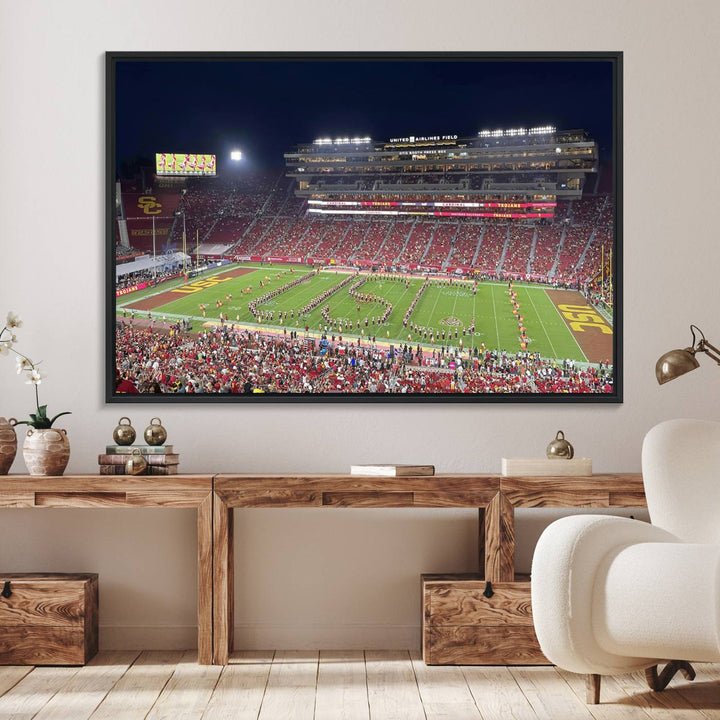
[1,581,11,598]
[483,581,494,598]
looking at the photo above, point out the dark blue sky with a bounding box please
[114,56,616,172]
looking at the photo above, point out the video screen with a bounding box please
[155,153,216,176]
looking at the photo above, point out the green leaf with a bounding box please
[36,405,48,419]
[48,411,71,427]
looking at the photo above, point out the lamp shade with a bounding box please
[655,348,700,385]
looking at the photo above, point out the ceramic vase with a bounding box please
[0,417,17,475]
[22,428,70,476]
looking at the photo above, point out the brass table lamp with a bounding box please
[655,325,720,384]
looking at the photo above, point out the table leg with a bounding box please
[213,492,234,665]
[478,507,486,577]
[197,493,213,665]
[483,492,515,582]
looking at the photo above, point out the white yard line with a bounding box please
[426,285,444,330]
[525,288,560,358]
[490,284,501,350]
[537,289,588,362]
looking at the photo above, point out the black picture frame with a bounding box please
[107,51,622,403]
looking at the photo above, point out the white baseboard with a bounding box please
[99,624,421,650]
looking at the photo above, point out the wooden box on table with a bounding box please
[422,573,548,665]
[0,573,98,665]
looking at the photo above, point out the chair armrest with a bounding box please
[531,515,679,674]
[594,540,720,662]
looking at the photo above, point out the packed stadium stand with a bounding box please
[117,172,613,289]
[332,221,370,261]
[116,127,615,297]
[292,219,329,258]
[528,226,564,279]
[422,222,457,268]
[448,223,483,267]
[553,226,594,282]
[313,219,351,259]
[374,222,414,265]
[398,222,435,265]
[501,227,535,277]
[115,323,613,395]
[352,222,391,263]
[473,226,508,275]
[265,218,313,257]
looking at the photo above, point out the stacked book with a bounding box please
[98,445,180,475]
[349,464,435,477]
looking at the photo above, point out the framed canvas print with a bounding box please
[107,51,622,402]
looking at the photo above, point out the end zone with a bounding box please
[546,289,613,363]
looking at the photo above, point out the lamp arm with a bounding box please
[698,339,720,365]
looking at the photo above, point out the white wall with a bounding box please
[1,0,718,650]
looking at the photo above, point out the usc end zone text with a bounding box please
[557,304,612,334]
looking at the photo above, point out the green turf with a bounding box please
[116,264,593,361]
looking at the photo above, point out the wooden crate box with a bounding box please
[422,573,548,665]
[0,573,98,665]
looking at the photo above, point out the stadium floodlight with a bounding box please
[230,149,243,161]
[529,125,556,135]
[655,325,720,384]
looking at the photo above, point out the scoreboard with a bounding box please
[156,153,216,177]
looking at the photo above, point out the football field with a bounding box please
[119,263,611,363]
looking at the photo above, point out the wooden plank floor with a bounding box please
[0,651,717,720]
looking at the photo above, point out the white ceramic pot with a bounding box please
[22,427,70,476]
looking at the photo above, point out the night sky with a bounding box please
[114,56,616,174]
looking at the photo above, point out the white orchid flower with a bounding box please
[25,368,46,385]
[6,312,22,329]
[16,356,33,373]
[3,310,71,428]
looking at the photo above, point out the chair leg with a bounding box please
[586,674,601,704]
[645,661,696,692]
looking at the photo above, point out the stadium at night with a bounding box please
[110,55,619,399]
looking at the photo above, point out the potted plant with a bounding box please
[1,312,71,475]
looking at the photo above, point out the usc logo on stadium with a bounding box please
[137,196,162,215]
[557,304,612,335]
[171,277,232,295]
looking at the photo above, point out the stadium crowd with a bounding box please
[114,323,613,395]
[116,266,182,291]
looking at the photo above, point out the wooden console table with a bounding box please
[212,473,645,665]
[0,473,647,666]
[0,475,214,665]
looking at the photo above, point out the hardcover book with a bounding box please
[98,453,179,466]
[98,464,179,475]
[501,458,592,476]
[349,464,435,477]
[105,445,174,454]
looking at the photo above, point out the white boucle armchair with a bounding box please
[531,418,720,703]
